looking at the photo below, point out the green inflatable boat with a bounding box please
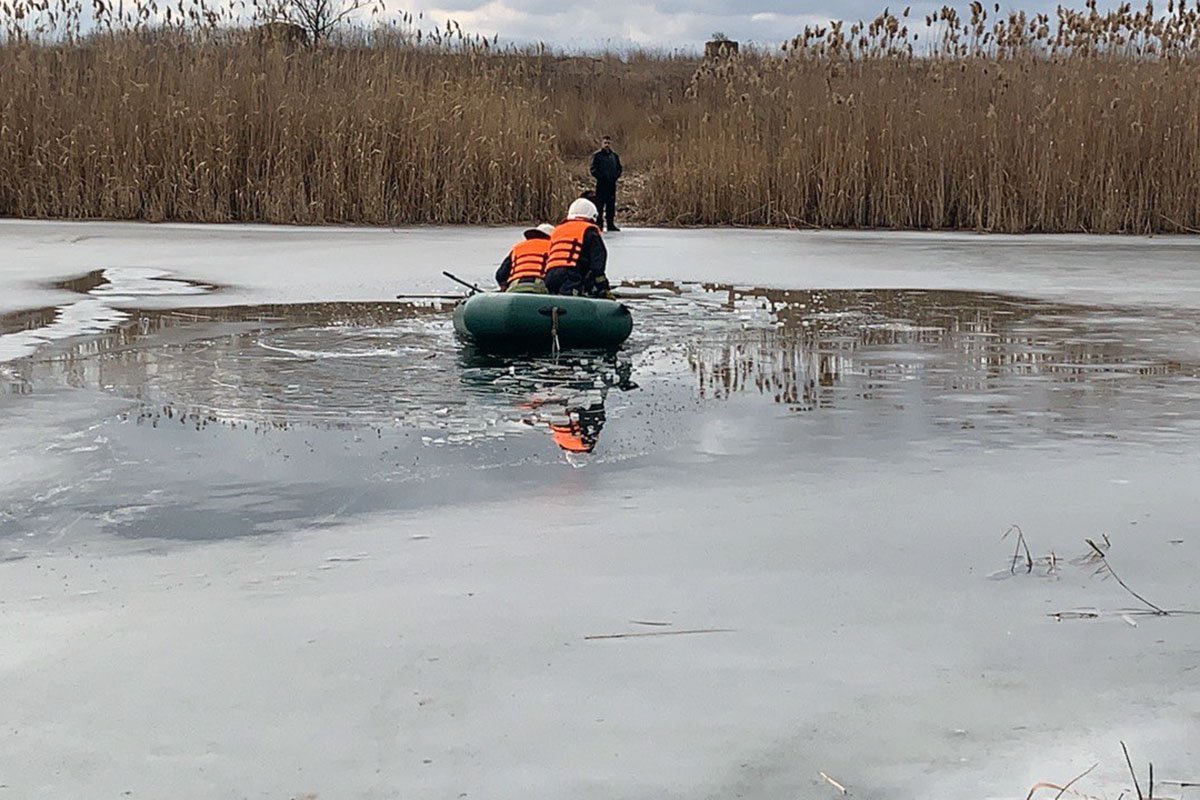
[452,292,633,352]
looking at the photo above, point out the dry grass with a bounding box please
[646,6,1200,232]
[4,0,1200,232]
[0,16,570,224]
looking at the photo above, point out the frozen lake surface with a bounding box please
[1,221,1198,799]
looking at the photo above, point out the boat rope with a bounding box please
[550,306,561,360]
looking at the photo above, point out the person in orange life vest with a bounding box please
[496,223,554,293]
[544,198,612,298]
[550,401,606,454]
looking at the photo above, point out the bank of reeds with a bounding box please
[3,0,1200,232]
[0,10,569,224]
[645,3,1200,232]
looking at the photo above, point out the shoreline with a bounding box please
[5,215,1200,237]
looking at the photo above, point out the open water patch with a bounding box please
[5,284,1200,451]
[0,267,219,366]
[4,283,1200,546]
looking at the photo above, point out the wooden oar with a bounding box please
[394,293,466,301]
[442,270,485,294]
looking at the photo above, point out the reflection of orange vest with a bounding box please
[507,238,549,285]
[551,420,593,453]
[546,219,599,274]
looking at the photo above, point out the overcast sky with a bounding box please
[400,1,1068,49]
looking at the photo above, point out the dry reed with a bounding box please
[0,7,570,224]
[3,0,1200,232]
[646,3,1200,232]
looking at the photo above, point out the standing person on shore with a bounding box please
[589,136,623,232]
[545,198,613,298]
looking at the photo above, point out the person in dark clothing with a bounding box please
[544,198,612,298]
[588,135,623,232]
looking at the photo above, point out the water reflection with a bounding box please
[630,285,1195,425]
[1,308,58,395]
[550,403,606,454]
[4,301,449,414]
[3,300,641,456]
[52,267,218,296]
[0,306,60,337]
[53,270,111,294]
[457,347,636,455]
[3,284,1198,453]
[0,267,221,367]
[4,282,1200,547]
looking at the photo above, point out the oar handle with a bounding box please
[442,271,485,294]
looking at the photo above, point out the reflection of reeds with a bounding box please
[681,287,1194,408]
[688,329,836,410]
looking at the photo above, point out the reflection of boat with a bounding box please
[452,293,633,352]
[457,346,635,455]
[550,402,606,453]
[520,397,608,454]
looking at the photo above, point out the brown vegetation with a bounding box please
[647,3,1200,232]
[0,28,567,224]
[253,21,309,49]
[2,0,1200,232]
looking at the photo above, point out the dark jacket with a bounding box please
[495,254,513,288]
[545,226,608,296]
[589,149,623,185]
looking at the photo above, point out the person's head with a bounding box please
[566,197,598,222]
[523,223,554,240]
[579,189,597,203]
[600,135,612,151]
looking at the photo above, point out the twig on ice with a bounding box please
[1122,741,1144,800]
[819,771,847,794]
[584,628,734,641]
[1054,762,1099,800]
[1003,524,1034,574]
[1086,539,1169,616]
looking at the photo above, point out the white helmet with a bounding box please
[567,198,598,221]
[523,222,555,239]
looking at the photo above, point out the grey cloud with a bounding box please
[407,0,1088,48]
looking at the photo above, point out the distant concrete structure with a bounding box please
[704,37,739,58]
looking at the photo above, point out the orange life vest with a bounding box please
[545,219,600,275]
[551,420,594,453]
[506,238,549,286]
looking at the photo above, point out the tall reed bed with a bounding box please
[0,7,570,224]
[645,3,1200,232]
[3,0,1200,232]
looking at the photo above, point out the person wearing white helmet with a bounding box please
[496,222,554,293]
[544,198,613,298]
